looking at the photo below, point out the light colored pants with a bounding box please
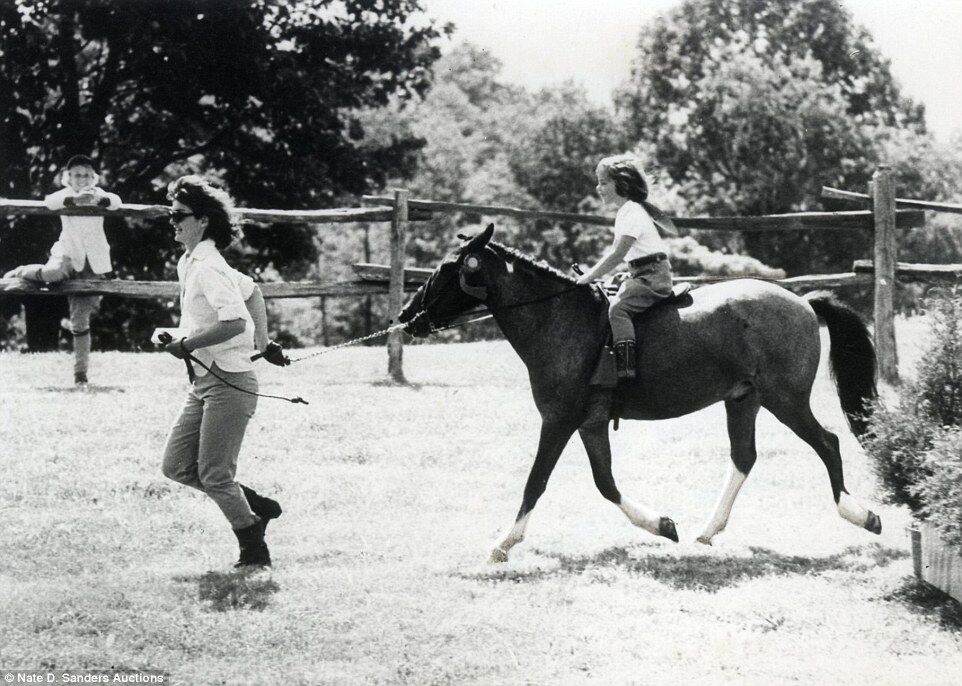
[162,365,259,529]
[68,287,101,375]
[608,259,673,344]
[5,255,103,375]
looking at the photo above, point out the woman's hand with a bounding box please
[164,337,193,359]
[262,341,291,366]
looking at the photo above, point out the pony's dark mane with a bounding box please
[488,242,577,285]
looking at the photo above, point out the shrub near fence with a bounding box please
[863,289,962,602]
[864,289,962,541]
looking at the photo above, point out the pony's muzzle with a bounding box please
[398,300,431,337]
[401,313,431,337]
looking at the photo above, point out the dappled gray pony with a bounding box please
[399,225,881,562]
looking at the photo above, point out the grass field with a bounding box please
[1,317,960,685]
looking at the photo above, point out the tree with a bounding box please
[1,0,447,349]
[360,47,629,266]
[880,129,962,307]
[505,84,628,265]
[616,0,926,274]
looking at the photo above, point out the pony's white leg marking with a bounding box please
[618,497,662,535]
[696,464,748,544]
[837,492,871,528]
[490,513,531,563]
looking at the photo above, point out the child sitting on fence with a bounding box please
[575,154,678,381]
[3,155,122,384]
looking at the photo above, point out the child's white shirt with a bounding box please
[44,186,123,274]
[613,200,669,263]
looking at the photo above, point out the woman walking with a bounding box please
[161,175,281,568]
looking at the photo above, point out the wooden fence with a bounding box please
[2,165,960,383]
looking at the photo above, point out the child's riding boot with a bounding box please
[613,340,637,382]
[240,484,282,535]
[233,520,272,568]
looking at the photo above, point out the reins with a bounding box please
[409,278,582,334]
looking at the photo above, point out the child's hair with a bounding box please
[166,175,240,250]
[61,155,100,188]
[596,154,649,203]
[66,154,96,171]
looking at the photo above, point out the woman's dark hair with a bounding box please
[166,175,240,249]
[596,154,649,203]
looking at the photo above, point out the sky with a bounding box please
[421,0,962,141]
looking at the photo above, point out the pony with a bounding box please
[399,225,880,562]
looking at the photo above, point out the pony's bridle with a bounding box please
[458,254,488,301]
[406,251,580,335]
[402,252,488,333]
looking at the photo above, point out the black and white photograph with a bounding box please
[1,0,961,683]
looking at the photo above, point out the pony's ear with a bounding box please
[463,224,494,252]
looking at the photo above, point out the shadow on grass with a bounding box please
[884,577,962,631]
[369,379,485,390]
[458,543,907,593]
[175,570,280,611]
[39,384,126,394]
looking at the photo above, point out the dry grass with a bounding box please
[0,317,959,685]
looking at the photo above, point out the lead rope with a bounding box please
[286,309,497,366]
[166,283,580,404]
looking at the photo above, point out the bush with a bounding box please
[864,287,962,544]
[913,290,962,426]
[913,429,962,546]
[668,236,786,279]
[862,400,936,514]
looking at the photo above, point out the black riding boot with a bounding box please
[233,521,272,568]
[240,484,282,534]
[613,340,637,382]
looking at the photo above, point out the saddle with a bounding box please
[588,278,693,389]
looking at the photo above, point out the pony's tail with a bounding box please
[805,291,878,438]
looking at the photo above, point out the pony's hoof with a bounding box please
[695,535,713,546]
[864,511,882,535]
[489,548,509,564]
[658,517,679,543]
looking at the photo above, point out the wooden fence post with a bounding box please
[872,166,899,384]
[387,189,409,383]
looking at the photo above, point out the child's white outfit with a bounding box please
[607,200,673,345]
[4,185,122,382]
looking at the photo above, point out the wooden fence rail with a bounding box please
[354,263,873,290]
[822,187,962,215]
[852,260,962,283]
[0,278,426,300]
[0,199,434,224]
[361,195,924,231]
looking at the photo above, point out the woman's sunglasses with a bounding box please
[169,210,195,224]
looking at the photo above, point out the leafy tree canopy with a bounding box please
[618,0,924,146]
[615,0,928,274]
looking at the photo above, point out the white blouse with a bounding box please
[613,201,669,263]
[176,240,255,375]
